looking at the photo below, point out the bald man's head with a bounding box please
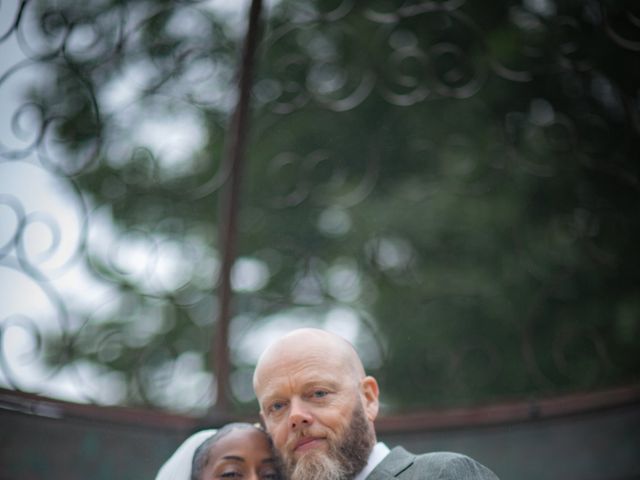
[252,328,379,480]
[253,328,365,390]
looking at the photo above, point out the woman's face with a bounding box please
[199,428,279,480]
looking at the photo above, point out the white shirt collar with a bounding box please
[354,442,390,480]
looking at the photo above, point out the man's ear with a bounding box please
[360,375,380,422]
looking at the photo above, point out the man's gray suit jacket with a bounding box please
[366,447,499,480]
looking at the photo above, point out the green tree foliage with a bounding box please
[22,0,640,413]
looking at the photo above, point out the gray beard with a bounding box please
[287,452,349,480]
[280,402,374,480]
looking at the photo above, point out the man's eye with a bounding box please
[261,470,279,479]
[312,390,328,398]
[270,401,284,412]
[220,472,241,478]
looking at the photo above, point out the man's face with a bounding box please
[254,343,378,480]
[278,400,374,480]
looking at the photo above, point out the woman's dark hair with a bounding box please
[191,423,268,480]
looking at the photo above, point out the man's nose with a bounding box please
[289,397,313,430]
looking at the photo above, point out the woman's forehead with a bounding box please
[208,428,270,458]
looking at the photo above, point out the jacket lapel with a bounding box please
[365,447,415,480]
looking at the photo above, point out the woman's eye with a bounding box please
[220,472,241,478]
[261,470,279,480]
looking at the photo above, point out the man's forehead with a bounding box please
[253,328,365,390]
[259,329,359,366]
[255,367,346,404]
[257,346,339,379]
[260,368,338,390]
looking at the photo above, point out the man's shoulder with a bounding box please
[413,450,494,471]
[374,447,499,479]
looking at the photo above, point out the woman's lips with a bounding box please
[294,436,324,452]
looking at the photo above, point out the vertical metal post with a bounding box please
[212,0,263,414]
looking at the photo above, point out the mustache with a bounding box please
[285,429,330,451]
